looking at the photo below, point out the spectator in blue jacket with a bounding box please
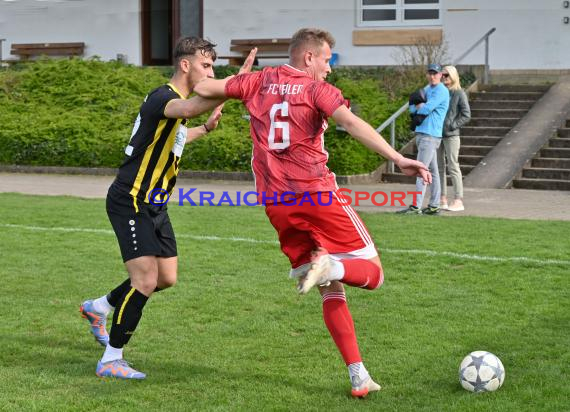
[397,63,450,215]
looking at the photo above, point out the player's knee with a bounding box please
[363,256,383,290]
[370,263,384,290]
[158,273,177,289]
[131,277,158,296]
[136,283,158,296]
[368,255,382,269]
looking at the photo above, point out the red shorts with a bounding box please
[264,190,378,277]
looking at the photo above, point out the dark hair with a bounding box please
[289,28,335,55]
[173,37,217,66]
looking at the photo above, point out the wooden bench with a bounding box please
[219,38,291,66]
[10,42,85,60]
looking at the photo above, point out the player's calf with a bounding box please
[340,259,383,290]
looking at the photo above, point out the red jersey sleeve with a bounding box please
[225,71,264,102]
[311,82,345,118]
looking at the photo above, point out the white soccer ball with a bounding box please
[459,351,505,392]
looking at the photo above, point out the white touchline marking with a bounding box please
[383,248,570,266]
[2,223,570,266]
[0,223,278,245]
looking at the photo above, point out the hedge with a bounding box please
[0,58,471,175]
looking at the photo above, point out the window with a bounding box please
[358,0,441,27]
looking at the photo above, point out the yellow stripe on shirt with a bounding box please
[147,119,181,197]
[129,119,168,211]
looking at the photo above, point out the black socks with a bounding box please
[109,288,149,348]
[106,278,131,307]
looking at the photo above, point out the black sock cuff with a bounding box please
[106,278,131,307]
[128,288,149,309]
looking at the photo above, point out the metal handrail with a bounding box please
[454,27,496,83]
[379,27,496,173]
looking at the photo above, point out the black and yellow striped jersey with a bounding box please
[114,83,187,211]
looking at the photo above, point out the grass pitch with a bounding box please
[0,193,568,411]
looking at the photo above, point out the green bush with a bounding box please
[0,57,166,167]
[460,71,476,88]
[183,99,253,171]
[0,59,430,175]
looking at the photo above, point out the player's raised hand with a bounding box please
[396,157,432,184]
[205,103,224,131]
[239,47,258,74]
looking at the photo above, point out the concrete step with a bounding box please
[540,148,570,158]
[479,84,551,93]
[470,91,543,101]
[532,157,570,169]
[459,145,494,156]
[470,100,534,110]
[468,117,520,127]
[460,126,511,136]
[459,155,483,166]
[461,164,475,175]
[470,109,527,118]
[549,138,570,148]
[522,167,570,180]
[460,136,503,146]
[513,178,570,191]
[557,128,570,138]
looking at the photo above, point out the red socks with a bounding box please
[321,260,383,365]
[341,259,383,289]
[322,292,361,365]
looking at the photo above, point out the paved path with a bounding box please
[1,172,569,220]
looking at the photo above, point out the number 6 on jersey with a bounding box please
[268,102,290,150]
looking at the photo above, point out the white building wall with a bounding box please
[0,0,568,70]
[0,0,141,64]
[204,0,570,70]
[203,0,370,66]
[444,0,570,69]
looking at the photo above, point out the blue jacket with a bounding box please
[409,83,449,138]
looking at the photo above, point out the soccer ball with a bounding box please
[459,351,505,392]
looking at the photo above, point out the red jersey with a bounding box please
[225,65,345,202]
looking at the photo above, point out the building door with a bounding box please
[142,0,203,66]
[142,0,173,65]
[179,0,203,39]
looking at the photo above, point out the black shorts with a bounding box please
[106,183,177,262]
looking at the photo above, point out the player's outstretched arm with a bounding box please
[195,48,258,99]
[193,78,230,100]
[165,95,225,119]
[396,156,432,184]
[165,48,257,118]
[332,105,432,184]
